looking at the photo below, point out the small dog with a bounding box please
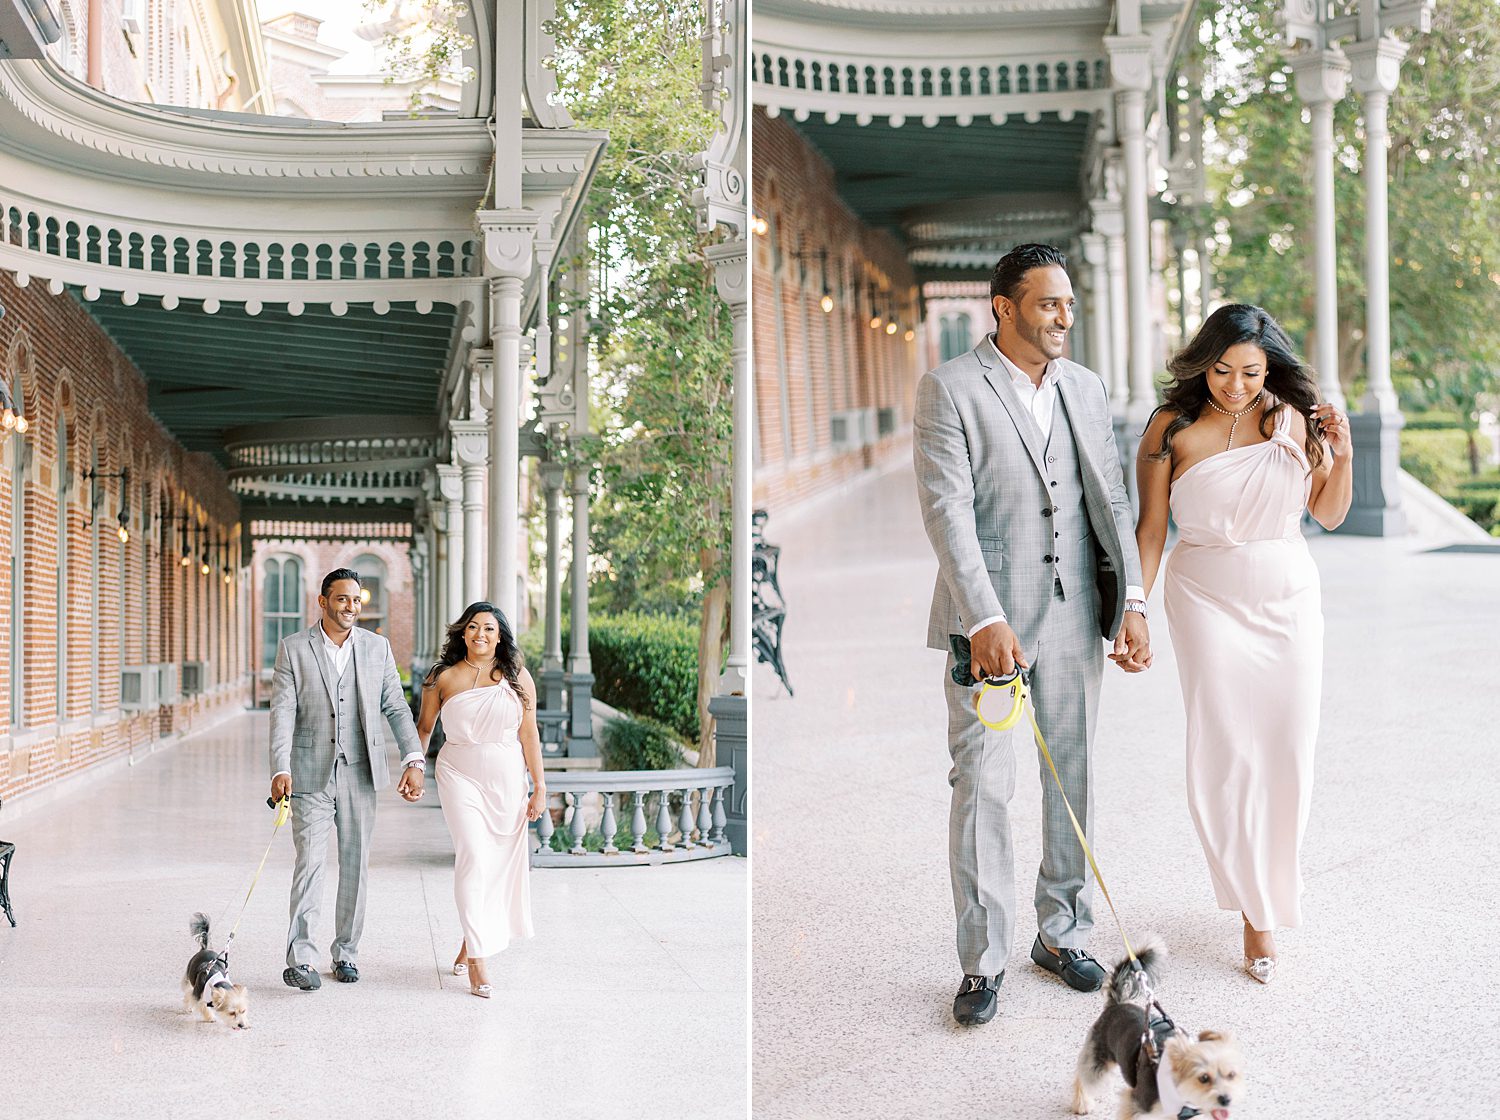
[182,913,250,1029]
[1072,937,1243,1119]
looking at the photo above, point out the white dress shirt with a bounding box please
[966,338,1144,638]
[271,624,424,782]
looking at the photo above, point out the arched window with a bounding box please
[352,553,387,636]
[56,418,69,718]
[7,418,26,729]
[262,555,304,669]
[939,312,973,362]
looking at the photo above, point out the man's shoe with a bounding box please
[283,965,321,991]
[333,960,359,983]
[1030,934,1105,992]
[952,972,1003,1025]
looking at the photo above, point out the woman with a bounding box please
[1133,305,1352,984]
[416,602,546,998]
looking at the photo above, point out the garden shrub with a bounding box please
[589,612,700,742]
[602,712,686,771]
[1400,428,1470,494]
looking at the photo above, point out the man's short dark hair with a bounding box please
[989,243,1069,322]
[321,568,362,597]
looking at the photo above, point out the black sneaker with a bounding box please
[283,964,321,991]
[1030,934,1105,992]
[952,972,1003,1025]
[333,960,359,983]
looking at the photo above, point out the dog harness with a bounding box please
[1140,1012,1201,1120]
[197,954,235,998]
[1154,1055,1200,1120]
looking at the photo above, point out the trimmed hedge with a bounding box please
[1401,428,1471,494]
[591,613,700,743]
[1442,488,1500,533]
[601,713,686,771]
[510,611,700,743]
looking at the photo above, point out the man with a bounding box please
[269,568,425,991]
[913,244,1151,1026]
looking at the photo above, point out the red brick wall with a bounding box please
[752,109,924,513]
[0,274,250,805]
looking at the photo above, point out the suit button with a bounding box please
[1043,554,1054,563]
[330,737,336,744]
[1054,532,1060,538]
[1052,506,1060,513]
[1041,508,1052,517]
[1050,481,1058,488]
[1047,455,1057,463]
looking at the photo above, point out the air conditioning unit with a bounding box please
[830,408,877,451]
[877,407,897,437]
[181,661,211,697]
[120,0,144,34]
[156,663,180,705]
[120,666,158,711]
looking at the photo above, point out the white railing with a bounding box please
[531,766,737,867]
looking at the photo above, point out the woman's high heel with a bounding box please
[1243,955,1277,985]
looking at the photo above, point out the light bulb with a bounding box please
[1,409,13,430]
[359,587,372,604]
[869,315,882,330]
[885,320,898,335]
[904,328,916,342]
[180,554,191,567]
[752,215,769,236]
[13,415,27,434]
[118,525,130,544]
[223,571,232,585]
[200,562,210,576]
[820,294,834,313]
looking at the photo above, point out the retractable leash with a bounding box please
[216,795,291,965]
[973,667,1182,1058]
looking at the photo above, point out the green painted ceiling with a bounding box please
[790,113,1091,279]
[76,292,457,463]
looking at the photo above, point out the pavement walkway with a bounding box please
[752,457,1500,1119]
[0,711,747,1120]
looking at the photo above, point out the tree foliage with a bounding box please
[1201,0,1500,423]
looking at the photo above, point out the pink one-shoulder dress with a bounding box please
[435,682,534,957]
[1163,405,1322,931]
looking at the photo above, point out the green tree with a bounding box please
[551,0,732,763]
[1200,0,1500,412]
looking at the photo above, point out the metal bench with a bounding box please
[0,797,14,927]
[752,508,793,695]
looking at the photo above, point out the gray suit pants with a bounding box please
[286,757,377,968]
[944,579,1104,977]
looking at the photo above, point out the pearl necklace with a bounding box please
[1205,390,1263,449]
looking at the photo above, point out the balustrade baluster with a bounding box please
[696,787,712,845]
[568,792,587,855]
[710,786,727,845]
[629,790,649,853]
[677,788,696,848]
[655,790,675,852]
[535,799,555,853]
[600,793,619,855]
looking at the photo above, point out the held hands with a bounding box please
[969,620,1028,680]
[1109,612,1152,673]
[526,788,547,823]
[270,773,292,803]
[1313,403,1352,461]
[397,764,425,803]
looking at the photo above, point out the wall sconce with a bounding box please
[751,213,769,237]
[198,522,211,576]
[175,513,192,566]
[219,536,232,585]
[866,284,883,330]
[83,465,131,542]
[904,327,916,342]
[794,246,836,315]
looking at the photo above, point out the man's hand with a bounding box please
[270,773,292,803]
[397,765,424,802]
[1109,612,1152,673]
[970,620,1028,681]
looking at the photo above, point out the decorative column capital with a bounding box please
[1079,230,1107,266]
[450,421,490,470]
[436,463,463,503]
[1103,34,1155,94]
[1289,47,1351,106]
[705,240,748,310]
[1089,197,1124,240]
[1346,36,1412,97]
[476,210,540,279]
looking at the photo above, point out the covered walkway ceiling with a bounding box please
[80,293,458,462]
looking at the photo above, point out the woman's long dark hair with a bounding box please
[423,601,529,708]
[1146,303,1325,471]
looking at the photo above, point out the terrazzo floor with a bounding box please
[752,457,1500,1119]
[0,711,748,1120]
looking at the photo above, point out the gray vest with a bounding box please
[333,646,368,766]
[1042,400,1096,601]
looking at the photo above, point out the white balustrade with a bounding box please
[530,767,736,867]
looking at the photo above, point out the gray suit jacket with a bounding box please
[914,338,1143,652]
[268,624,422,792]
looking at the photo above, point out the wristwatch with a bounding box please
[1124,599,1148,620]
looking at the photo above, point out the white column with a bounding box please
[568,462,591,677]
[707,240,749,694]
[1092,196,1129,412]
[1292,48,1351,409]
[432,502,450,639]
[1107,35,1157,425]
[541,460,565,671]
[437,465,463,624]
[1347,38,1408,415]
[477,213,540,628]
[1079,231,1114,409]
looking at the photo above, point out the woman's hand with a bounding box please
[1313,403,1352,461]
[526,787,547,823]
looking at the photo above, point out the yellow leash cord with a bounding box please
[975,674,1139,965]
[221,796,291,955]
